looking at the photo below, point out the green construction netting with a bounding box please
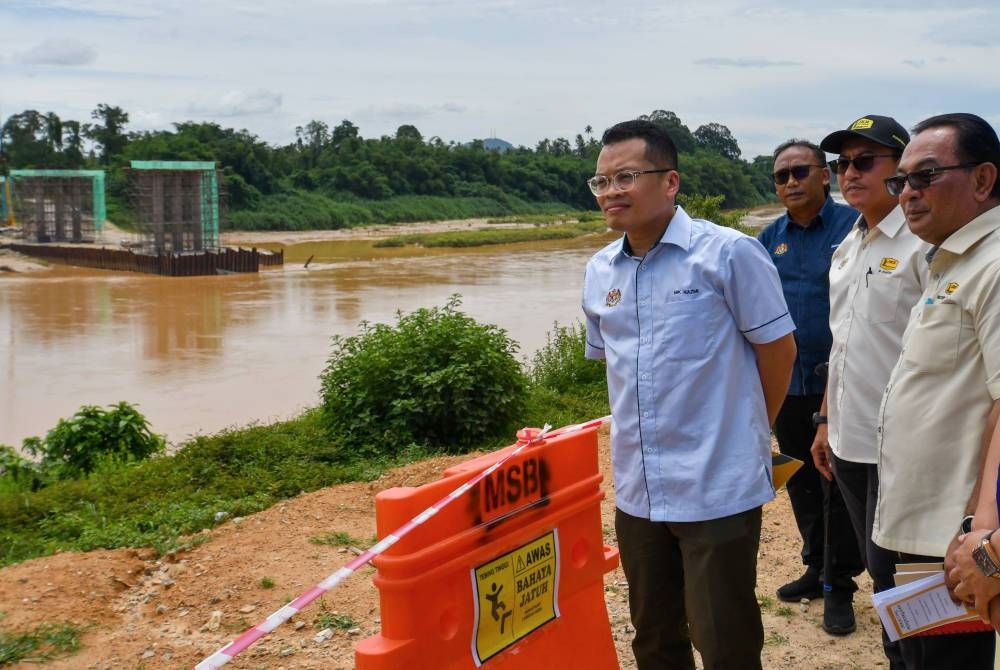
[130,161,218,248]
[7,169,107,231]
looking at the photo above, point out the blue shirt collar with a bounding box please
[779,195,838,232]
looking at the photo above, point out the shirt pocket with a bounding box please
[657,297,719,361]
[859,274,902,325]
[902,303,960,372]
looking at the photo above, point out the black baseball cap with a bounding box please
[820,115,909,153]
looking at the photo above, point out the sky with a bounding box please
[2,0,1000,160]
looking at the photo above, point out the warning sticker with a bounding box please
[470,530,560,666]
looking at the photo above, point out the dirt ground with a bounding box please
[0,427,886,670]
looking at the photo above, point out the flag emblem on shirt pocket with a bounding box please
[606,288,622,307]
[879,257,899,271]
[945,282,959,295]
[775,243,788,256]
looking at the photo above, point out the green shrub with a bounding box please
[22,401,165,480]
[679,193,753,235]
[0,622,83,665]
[530,321,607,394]
[320,295,527,456]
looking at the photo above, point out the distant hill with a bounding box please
[481,137,514,153]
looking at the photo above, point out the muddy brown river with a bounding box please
[0,233,616,447]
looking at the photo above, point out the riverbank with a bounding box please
[0,427,883,669]
[1,204,780,276]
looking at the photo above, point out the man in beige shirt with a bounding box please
[874,113,1000,668]
[810,114,928,663]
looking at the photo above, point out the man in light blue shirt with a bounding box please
[582,119,797,670]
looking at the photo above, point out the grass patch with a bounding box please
[0,622,84,665]
[0,410,386,567]
[373,221,608,248]
[316,612,357,630]
[776,605,794,617]
[0,380,608,568]
[308,531,372,547]
[485,210,604,225]
[259,577,275,589]
[764,631,789,646]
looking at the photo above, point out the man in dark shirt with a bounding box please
[757,139,863,635]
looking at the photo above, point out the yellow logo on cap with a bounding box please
[775,243,788,256]
[880,257,898,271]
[850,118,875,130]
[945,282,959,294]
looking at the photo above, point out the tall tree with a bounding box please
[84,103,129,165]
[45,112,63,151]
[694,122,742,160]
[62,120,84,167]
[1,110,55,166]
[639,110,697,153]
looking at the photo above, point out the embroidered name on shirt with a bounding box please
[606,288,621,307]
[879,257,899,272]
[774,243,788,256]
[673,288,700,295]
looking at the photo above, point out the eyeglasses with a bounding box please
[883,163,979,196]
[828,154,897,175]
[587,168,675,196]
[773,164,824,186]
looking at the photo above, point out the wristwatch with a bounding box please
[973,529,1000,579]
[811,412,828,427]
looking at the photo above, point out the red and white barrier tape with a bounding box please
[194,414,611,669]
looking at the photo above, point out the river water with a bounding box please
[0,233,617,447]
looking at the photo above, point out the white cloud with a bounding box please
[187,90,283,118]
[694,57,801,68]
[15,38,97,66]
[352,102,467,124]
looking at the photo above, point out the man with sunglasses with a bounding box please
[872,113,1000,668]
[809,115,928,666]
[582,119,797,669]
[757,140,861,633]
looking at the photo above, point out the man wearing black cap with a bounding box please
[812,115,928,667]
[758,140,862,635]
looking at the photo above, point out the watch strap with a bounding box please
[974,529,1000,579]
[984,530,1000,572]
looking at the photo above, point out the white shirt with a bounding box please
[827,206,929,463]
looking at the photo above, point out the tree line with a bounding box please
[1,106,776,229]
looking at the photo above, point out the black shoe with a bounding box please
[776,567,823,602]
[823,589,856,635]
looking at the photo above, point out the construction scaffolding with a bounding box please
[7,170,106,243]
[129,161,222,254]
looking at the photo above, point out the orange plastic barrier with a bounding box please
[355,426,620,668]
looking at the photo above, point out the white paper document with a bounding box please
[871,572,980,641]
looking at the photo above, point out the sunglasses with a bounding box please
[828,154,896,175]
[883,163,979,197]
[773,164,824,186]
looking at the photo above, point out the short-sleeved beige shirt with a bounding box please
[827,206,930,463]
[873,205,1000,557]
